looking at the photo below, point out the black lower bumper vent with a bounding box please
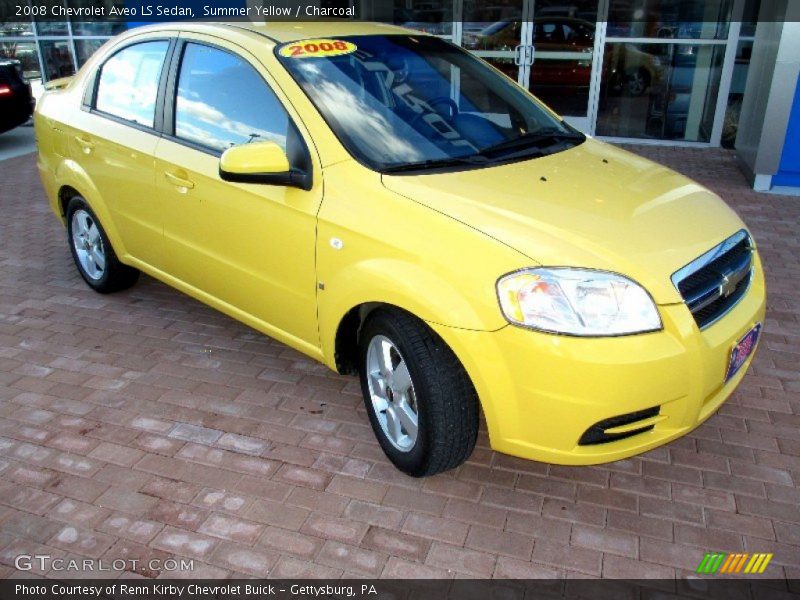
[578,406,661,446]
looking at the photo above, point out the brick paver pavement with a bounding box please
[0,147,798,580]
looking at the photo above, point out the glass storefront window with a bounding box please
[0,40,41,79]
[607,0,732,40]
[393,0,454,37]
[463,18,521,51]
[75,38,106,67]
[70,21,127,36]
[35,21,69,36]
[0,20,34,37]
[40,39,76,81]
[596,43,725,142]
[462,0,523,46]
[69,0,127,36]
[34,1,69,36]
[0,0,763,146]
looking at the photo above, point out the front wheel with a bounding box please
[358,308,479,477]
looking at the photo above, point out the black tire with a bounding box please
[358,308,479,477]
[66,196,139,294]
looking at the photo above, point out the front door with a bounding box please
[154,37,323,352]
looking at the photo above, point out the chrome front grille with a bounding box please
[671,230,754,329]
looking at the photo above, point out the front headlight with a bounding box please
[497,268,662,336]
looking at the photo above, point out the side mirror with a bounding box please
[219,142,310,189]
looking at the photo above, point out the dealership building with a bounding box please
[1,0,798,191]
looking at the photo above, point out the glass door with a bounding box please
[461,0,530,86]
[458,0,599,131]
[525,0,599,131]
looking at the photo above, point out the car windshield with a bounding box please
[277,35,584,173]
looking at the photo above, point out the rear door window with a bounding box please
[95,41,169,128]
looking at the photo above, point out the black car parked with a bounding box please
[0,59,34,134]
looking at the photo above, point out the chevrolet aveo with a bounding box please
[35,22,766,476]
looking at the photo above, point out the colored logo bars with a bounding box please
[696,552,773,574]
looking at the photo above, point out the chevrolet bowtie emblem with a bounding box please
[719,273,737,297]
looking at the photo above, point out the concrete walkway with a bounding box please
[0,123,36,163]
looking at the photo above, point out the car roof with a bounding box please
[232,21,416,42]
[127,21,418,45]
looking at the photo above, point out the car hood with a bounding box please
[381,138,746,304]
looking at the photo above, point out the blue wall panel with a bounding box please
[774,74,800,187]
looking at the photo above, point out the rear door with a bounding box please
[153,34,323,351]
[67,35,174,266]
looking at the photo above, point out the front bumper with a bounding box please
[430,254,767,465]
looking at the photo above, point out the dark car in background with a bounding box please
[0,59,34,134]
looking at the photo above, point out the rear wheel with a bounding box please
[358,308,479,477]
[66,196,139,293]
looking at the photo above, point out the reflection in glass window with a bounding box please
[393,0,454,37]
[39,40,75,81]
[528,9,597,117]
[0,41,41,80]
[71,21,128,36]
[34,0,69,36]
[95,41,168,127]
[35,20,69,36]
[463,19,521,51]
[463,0,522,31]
[607,0,732,40]
[174,44,289,153]
[75,39,106,67]
[69,0,127,36]
[597,43,725,142]
[0,21,34,37]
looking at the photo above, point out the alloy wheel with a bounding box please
[71,209,106,281]
[366,335,419,452]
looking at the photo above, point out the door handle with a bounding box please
[164,171,195,191]
[74,135,95,154]
[514,45,536,67]
[514,44,524,66]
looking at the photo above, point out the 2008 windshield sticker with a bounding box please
[279,39,357,59]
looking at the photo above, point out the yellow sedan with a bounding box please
[35,22,765,476]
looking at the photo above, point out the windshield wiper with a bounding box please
[381,154,491,174]
[380,128,584,174]
[478,129,585,158]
